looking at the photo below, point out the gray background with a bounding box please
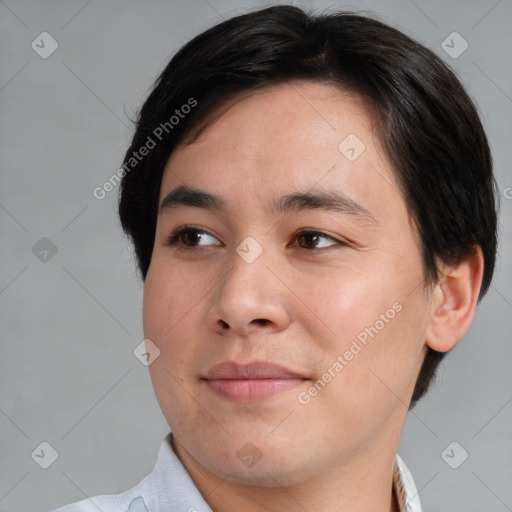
[1,0,511,511]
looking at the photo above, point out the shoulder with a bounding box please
[52,492,149,512]
[53,495,148,512]
[51,433,213,512]
[51,443,161,512]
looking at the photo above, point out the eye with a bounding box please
[166,226,344,251]
[166,226,221,248]
[292,230,342,250]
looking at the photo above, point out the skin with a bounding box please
[143,81,484,512]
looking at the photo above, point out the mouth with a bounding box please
[201,361,308,402]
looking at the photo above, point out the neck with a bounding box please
[171,435,402,512]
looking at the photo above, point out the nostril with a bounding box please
[219,319,229,329]
[253,318,270,326]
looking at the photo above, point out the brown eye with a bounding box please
[167,227,221,248]
[177,229,202,246]
[293,230,339,250]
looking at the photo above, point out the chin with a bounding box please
[201,434,321,488]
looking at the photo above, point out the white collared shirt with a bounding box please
[54,433,422,512]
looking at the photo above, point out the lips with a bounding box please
[205,361,304,380]
[202,361,307,402]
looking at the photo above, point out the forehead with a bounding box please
[178,81,378,163]
[160,81,408,228]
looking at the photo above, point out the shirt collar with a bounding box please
[130,433,422,512]
[393,453,423,511]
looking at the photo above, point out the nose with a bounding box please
[207,246,292,337]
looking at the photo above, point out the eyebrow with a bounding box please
[159,185,377,224]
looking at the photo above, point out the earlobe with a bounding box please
[425,246,484,353]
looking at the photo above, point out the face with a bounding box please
[143,81,432,487]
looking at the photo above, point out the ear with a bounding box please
[425,246,485,353]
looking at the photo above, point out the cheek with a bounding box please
[142,263,206,418]
[294,260,400,344]
[296,254,427,398]
[143,261,201,340]
[318,280,428,414]
[143,258,219,382]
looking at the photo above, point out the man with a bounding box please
[55,5,498,511]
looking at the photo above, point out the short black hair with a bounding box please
[118,5,499,407]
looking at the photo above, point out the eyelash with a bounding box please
[165,225,347,251]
